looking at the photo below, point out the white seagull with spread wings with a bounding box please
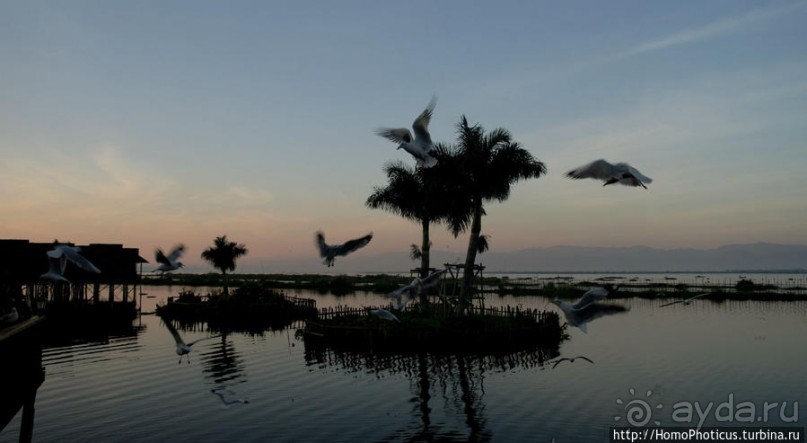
[552,285,625,333]
[370,308,400,322]
[40,251,71,283]
[315,231,373,267]
[385,269,447,310]
[417,269,447,293]
[566,159,652,189]
[46,243,102,275]
[571,284,619,310]
[376,97,438,168]
[155,244,185,273]
[387,278,421,310]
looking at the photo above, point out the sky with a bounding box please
[2,1,806,273]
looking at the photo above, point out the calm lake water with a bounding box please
[2,283,806,442]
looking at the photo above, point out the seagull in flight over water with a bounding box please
[552,285,626,333]
[160,316,220,364]
[552,356,594,369]
[376,97,438,168]
[47,242,102,275]
[417,269,447,293]
[370,308,400,322]
[387,278,420,310]
[571,284,619,310]
[315,231,373,267]
[566,159,652,189]
[660,293,709,307]
[385,269,447,309]
[155,244,185,273]
[40,251,71,283]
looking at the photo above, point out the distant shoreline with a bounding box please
[141,271,807,299]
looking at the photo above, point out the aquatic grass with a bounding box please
[306,304,565,352]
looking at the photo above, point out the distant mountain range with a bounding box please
[244,242,807,274]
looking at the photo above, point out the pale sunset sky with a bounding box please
[2,1,806,272]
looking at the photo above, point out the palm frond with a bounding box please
[201,235,248,273]
[409,244,423,261]
[477,234,490,254]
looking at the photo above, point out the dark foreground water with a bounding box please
[2,285,806,442]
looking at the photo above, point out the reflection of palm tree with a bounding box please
[456,355,488,441]
[200,334,247,391]
[201,235,248,295]
[416,353,431,430]
[444,117,547,312]
[303,339,559,441]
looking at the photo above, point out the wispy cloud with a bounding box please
[620,2,806,59]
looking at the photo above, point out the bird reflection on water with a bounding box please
[196,324,250,408]
[211,388,249,408]
[659,293,709,307]
[159,316,220,364]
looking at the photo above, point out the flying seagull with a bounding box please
[315,231,373,267]
[155,244,185,273]
[660,293,709,307]
[552,355,594,369]
[386,269,448,309]
[40,251,71,283]
[376,97,438,168]
[47,242,102,274]
[416,269,447,294]
[566,159,652,189]
[160,316,220,364]
[552,286,626,333]
[571,284,619,310]
[552,300,628,333]
[370,308,400,322]
[386,278,421,310]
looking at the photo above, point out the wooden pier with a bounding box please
[2,239,147,306]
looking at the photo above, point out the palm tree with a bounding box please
[366,151,463,279]
[449,116,546,312]
[201,235,248,295]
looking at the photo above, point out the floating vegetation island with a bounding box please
[149,271,805,351]
[156,284,318,332]
[304,305,565,352]
[153,279,566,351]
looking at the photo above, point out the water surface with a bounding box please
[2,285,805,442]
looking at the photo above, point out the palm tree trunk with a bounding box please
[459,197,483,314]
[420,218,431,305]
[223,270,229,295]
[420,219,430,278]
